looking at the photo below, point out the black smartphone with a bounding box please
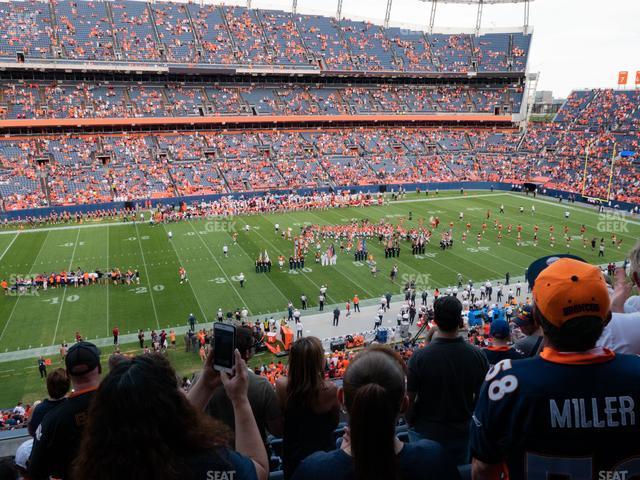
[213,322,236,374]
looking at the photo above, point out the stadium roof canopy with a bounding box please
[416,0,532,4]
[410,0,533,33]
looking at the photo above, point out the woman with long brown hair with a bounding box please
[291,346,460,480]
[275,336,340,479]
[72,351,268,480]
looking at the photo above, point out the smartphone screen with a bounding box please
[213,323,235,372]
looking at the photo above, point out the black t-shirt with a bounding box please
[204,370,281,449]
[28,398,66,437]
[407,336,489,436]
[291,440,461,480]
[29,389,96,479]
[482,346,525,366]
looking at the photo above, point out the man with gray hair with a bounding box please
[597,239,640,354]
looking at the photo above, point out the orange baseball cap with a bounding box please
[532,258,611,327]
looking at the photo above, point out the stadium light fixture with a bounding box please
[416,0,533,33]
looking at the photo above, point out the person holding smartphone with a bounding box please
[74,351,268,480]
[190,326,283,455]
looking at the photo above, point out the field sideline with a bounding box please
[0,191,637,354]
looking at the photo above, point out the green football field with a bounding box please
[0,190,637,354]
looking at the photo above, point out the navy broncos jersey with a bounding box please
[470,349,640,480]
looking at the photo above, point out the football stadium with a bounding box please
[0,0,639,478]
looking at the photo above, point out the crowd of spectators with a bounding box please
[0,109,638,210]
[5,242,640,479]
[0,1,530,73]
[0,81,524,120]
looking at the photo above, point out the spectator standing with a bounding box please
[28,369,70,438]
[29,342,102,480]
[296,321,303,339]
[481,319,524,366]
[293,346,460,480]
[189,327,283,458]
[512,305,543,357]
[276,337,339,479]
[407,296,488,465]
[353,294,360,312]
[471,258,640,479]
[37,357,47,379]
[333,307,340,327]
[597,240,640,354]
[73,352,268,480]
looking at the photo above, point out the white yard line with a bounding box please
[161,223,208,322]
[223,227,291,305]
[134,222,161,330]
[507,193,640,226]
[0,231,51,346]
[0,193,511,237]
[186,220,250,311]
[51,229,81,345]
[0,233,18,261]
[106,225,110,336]
[389,191,507,204]
[365,204,506,280]
[248,216,342,303]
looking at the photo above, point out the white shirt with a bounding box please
[597,311,640,354]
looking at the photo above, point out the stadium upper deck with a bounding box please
[0,0,531,74]
[0,84,638,212]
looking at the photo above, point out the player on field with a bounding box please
[223,244,228,258]
[168,230,173,240]
[499,204,505,214]
[179,267,187,284]
[471,257,640,480]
